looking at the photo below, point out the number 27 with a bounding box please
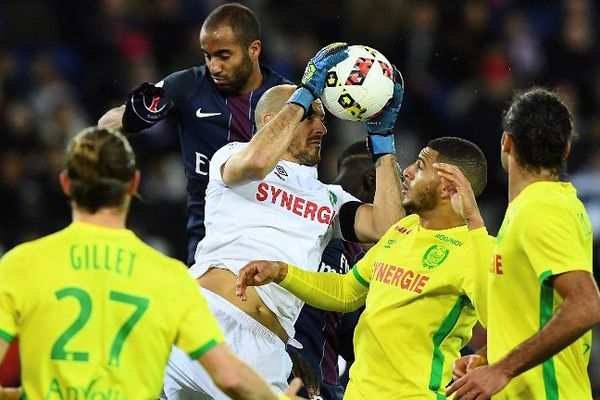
[51,287,149,367]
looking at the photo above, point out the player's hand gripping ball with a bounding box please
[288,42,349,116]
[321,45,396,121]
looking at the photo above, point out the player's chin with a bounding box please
[214,81,236,94]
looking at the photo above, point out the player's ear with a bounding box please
[439,178,454,200]
[363,167,376,194]
[128,170,141,195]
[262,112,274,126]
[501,131,512,153]
[59,170,71,197]
[562,140,571,160]
[249,40,261,59]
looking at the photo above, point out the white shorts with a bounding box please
[163,288,293,399]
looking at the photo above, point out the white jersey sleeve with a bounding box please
[326,184,361,240]
[209,142,249,184]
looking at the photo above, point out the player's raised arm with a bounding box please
[98,82,174,133]
[236,261,367,313]
[221,43,349,186]
[351,66,405,242]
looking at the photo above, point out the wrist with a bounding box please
[287,87,315,115]
[494,358,517,379]
[475,346,488,364]
[367,134,396,162]
[274,262,289,284]
[465,213,485,230]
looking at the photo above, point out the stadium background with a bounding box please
[0,0,599,393]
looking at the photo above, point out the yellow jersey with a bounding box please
[488,181,593,399]
[0,221,224,399]
[346,214,494,399]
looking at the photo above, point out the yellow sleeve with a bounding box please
[461,227,495,329]
[519,203,592,281]
[279,264,368,312]
[174,273,225,359]
[0,247,29,343]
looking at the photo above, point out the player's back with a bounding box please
[0,221,200,399]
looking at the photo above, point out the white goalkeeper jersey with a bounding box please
[189,142,358,338]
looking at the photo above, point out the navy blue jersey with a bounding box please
[293,238,365,400]
[158,65,288,264]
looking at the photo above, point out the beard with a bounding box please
[214,52,253,95]
[294,147,321,166]
[288,138,321,166]
[402,184,438,214]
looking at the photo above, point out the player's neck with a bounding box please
[71,207,128,230]
[508,161,559,203]
[240,64,263,94]
[418,206,465,230]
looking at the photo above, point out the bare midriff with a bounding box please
[198,267,288,343]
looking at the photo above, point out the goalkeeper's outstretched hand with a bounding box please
[122,82,174,133]
[362,66,404,161]
[288,43,349,116]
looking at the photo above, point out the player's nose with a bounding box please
[208,59,223,75]
[314,119,327,136]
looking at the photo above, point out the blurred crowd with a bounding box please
[1,0,600,391]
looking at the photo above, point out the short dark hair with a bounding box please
[337,140,370,170]
[203,3,261,48]
[502,88,573,173]
[428,137,488,197]
[66,127,136,213]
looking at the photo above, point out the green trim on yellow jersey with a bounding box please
[428,295,471,397]
[540,280,558,400]
[352,266,369,288]
[189,338,219,359]
[539,269,553,283]
[0,328,14,343]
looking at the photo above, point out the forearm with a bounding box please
[224,104,304,184]
[202,345,287,400]
[222,361,285,400]
[244,104,303,174]
[357,154,404,242]
[495,297,596,378]
[279,264,367,312]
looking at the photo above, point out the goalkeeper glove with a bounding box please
[288,42,349,117]
[362,66,404,162]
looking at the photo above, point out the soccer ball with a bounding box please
[321,45,394,121]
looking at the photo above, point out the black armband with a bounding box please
[339,201,363,242]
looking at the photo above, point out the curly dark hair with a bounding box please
[428,137,488,197]
[502,88,573,173]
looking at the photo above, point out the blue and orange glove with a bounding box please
[288,42,349,117]
[122,82,174,133]
[362,66,404,162]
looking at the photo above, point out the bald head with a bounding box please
[255,84,296,129]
